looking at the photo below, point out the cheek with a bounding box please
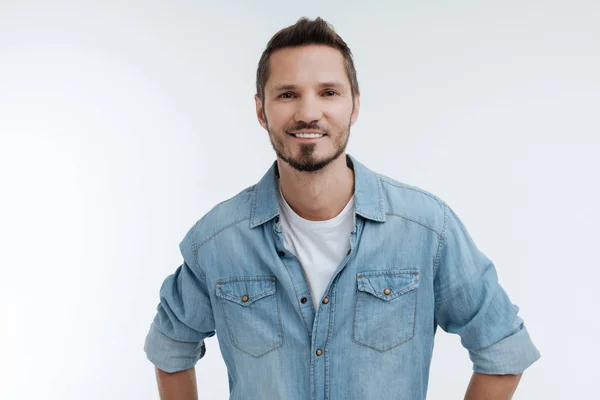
[326,100,353,118]
[265,106,291,129]
[329,109,353,128]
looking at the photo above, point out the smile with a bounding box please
[289,133,326,139]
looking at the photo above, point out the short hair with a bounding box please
[255,17,360,103]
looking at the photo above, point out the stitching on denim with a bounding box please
[277,254,312,337]
[358,281,419,300]
[249,181,279,228]
[432,202,448,280]
[357,270,420,300]
[411,289,418,341]
[297,297,309,331]
[220,295,237,352]
[188,220,208,280]
[352,283,359,346]
[380,178,445,210]
[377,175,384,219]
[195,260,208,282]
[250,182,259,226]
[219,285,284,358]
[216,288,275,304]
[216,276,277,283]
[196,217,250,249]
[275,283,285,351]
[323,274,340,400]
[190,217,250,279]
[359,270,419,277]
[385,212,442,237]
[215,277,276,304]
[311,327,316,400]
[351,288,419,352]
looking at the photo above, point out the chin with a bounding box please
[289,154,339,172]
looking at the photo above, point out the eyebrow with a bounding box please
[270,82,346,92]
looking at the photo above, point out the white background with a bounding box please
[1,1,598,399]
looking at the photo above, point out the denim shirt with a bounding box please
[143,154,541,400]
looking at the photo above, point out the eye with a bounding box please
[324,90,339,96]
[278,92,296,99]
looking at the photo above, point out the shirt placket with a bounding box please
[272,214,362,400]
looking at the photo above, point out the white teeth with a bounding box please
[293,133,324,138]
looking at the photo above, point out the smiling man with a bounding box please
[144,17,541,400]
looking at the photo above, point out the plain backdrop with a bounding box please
[1,1,598,399]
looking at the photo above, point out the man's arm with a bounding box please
[155,367,198,400]
[464,372,522,400]
[433,202,540,394]
[144,223,217,396]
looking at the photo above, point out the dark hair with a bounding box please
[255,17,360,104]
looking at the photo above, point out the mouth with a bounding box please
[287,132,327,140]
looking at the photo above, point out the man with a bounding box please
[144,17,541,400]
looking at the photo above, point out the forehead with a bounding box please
[267,45,349,89]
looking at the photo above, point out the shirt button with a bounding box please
[241,295,249,302]
[384,288,391,295]
[316,349,323,356]
[277,251,285,257]
[322,297,329,304]
[300,297,308,304]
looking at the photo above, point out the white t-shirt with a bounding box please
[277,181,355,311]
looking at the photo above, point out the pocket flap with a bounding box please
[216,276,277,306]
[357,270,419,301]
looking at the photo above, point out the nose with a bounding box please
[294,95,323,124]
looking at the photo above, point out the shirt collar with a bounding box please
[249,153,386,229]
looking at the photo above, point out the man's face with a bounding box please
[255,45,360,172]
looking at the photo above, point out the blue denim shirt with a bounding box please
[144,154,540,399]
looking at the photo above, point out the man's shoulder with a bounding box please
[184,183,257,247]
[377,173,447,235]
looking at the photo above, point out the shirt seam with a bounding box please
[380,178,445,210]
[191,217,251,278]
[432,202,449,280]
[189,220,208,280]
[385,212,442,237]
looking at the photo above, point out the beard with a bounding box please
[265,116,352,173]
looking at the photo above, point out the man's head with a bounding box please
[254,17,361,172]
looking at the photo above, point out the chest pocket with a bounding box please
[353,269,420,352]
[215,276,284,357]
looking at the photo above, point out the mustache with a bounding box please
[286,122,327,133]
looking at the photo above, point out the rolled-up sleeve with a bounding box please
[143,224,216,373]
[433,202,541,375]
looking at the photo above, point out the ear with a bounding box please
[254,95,268,130]
[350,93,360,126]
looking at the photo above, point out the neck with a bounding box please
[277,153,355,221]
